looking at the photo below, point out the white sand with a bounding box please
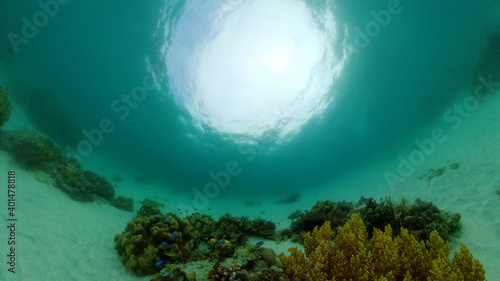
[1,86,499,280]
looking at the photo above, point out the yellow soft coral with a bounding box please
[278,214,485,281]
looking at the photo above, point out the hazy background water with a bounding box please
[1,0,499,198]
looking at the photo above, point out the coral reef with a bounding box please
[0,86,13,129]
[137,199,165,217]
[187,212,218,241]
[248,218,276,237]
[258,267,282,281]
[111,196,134,212]
[0,128,118,204]
[207,238,236,260]
[207,263,249,281]
[210,214,276,245]
[289,200,354,242]
[151,241,282,281]
[279,214,485,281]
[359,197,461,241]
[0,129,64,171]
[287,197,461,243]
[185,213,276,261]
[51,157,115,202]
[152,263,196,281]
[211,214,249,246]
[81,170,115,201]
[114,213,200,275]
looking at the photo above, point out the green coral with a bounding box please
[137,199,165,217]
[289,200,354,242]
[279,214,485,281]
[111,196,134,212]
[359,197,461,241]
[152,244,282,281]
[287,197,461,243]
[51,157,115,202]
[187,212,218,241]
[212,214,249,246]
[0,129,64,171]
[114,213,200,275]
[207,238,236,260]
[258,267,282,281]
[0,130,116,203]
[206,263,249,281]
[213,214,276,243]
[0,87,13,129]
[248,217,276,237]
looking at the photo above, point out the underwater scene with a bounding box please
[1,0,500,280]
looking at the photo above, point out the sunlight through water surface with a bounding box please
[164,0,346,143]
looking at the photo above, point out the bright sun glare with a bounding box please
[166,0,343,142]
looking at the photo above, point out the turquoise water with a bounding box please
[2,0,500,280]
[1,1,499,197]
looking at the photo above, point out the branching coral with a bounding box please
[279,214,485,281]
[114,213,200,275]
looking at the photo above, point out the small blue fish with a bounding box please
[256,241,263,245]
[162,242,170,246]
[189,263,193,265]
[166,220,171,222]
[171,233,178,238]
[216,240,224,244]
[156,261,164,266]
